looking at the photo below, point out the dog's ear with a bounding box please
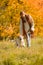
[18,36,21,40]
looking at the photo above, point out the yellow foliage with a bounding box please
[0,0,43,38]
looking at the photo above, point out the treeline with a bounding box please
[0,0,43,40]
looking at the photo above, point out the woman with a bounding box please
[20,11,34,47]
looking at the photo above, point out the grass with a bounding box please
[0,37,43,65]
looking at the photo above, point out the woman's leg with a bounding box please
[26,33,31,47]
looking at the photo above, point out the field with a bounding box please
[0,37,43,65]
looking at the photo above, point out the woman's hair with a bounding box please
[20,11,25,15]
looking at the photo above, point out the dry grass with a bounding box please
[0,37,43,65]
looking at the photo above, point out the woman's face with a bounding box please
[20,12,25,17]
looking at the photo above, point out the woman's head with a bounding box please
[20,11,25,17]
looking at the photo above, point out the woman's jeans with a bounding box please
[20,32,31,47]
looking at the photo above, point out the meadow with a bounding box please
[0,37,43,65]
[0,0,43,65]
